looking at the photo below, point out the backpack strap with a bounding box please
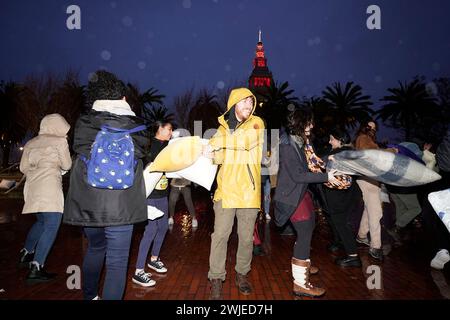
[101,125,147,134]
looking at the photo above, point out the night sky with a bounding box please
[1,0,450,140]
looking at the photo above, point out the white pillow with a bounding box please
[143,164,163,198]
[147,205,165,220]
[166,138,218,190]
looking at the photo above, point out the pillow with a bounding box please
[143,164,163,198]
[428,188,450,233]
[149,136,202,172]
[166,138,218,190]
[327,149,441,187]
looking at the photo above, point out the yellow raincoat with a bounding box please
[209,88,265,208]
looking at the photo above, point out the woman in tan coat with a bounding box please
[18,113,72,284]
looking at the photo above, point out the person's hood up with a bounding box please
[38,113,70,137]
[225,87,257,114]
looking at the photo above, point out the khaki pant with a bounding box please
[357,179,383,249]
[208,200,258,280]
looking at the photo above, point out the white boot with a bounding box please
[291,257,325,297]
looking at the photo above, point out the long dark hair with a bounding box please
[286,107,314,141]
[329,127,351,145]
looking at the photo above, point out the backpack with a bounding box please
[83,125,147,189]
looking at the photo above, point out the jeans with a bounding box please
[82,224,134,300]
[24,212,62,266]
[136,197,169,269]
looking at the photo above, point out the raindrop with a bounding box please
[216,81,225,89]
[138,61,146,70]
[182,0,192,9]
[101,50,112,61]
[88,72,98,82]
[122,16,133,27]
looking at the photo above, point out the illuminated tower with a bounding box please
[248,29,273,102]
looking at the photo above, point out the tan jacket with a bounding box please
[20,114,72,214]
[209,88,265,209]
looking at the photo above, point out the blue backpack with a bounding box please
[83,125,147,189]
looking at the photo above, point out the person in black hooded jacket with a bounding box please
[64,70,150,300]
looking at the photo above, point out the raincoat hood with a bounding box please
[225,88,257,113]
[38,113,70,137]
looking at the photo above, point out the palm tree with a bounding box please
[322,81,374,129]
[261,81,299,129]
[187,89,222,136]
[0,81,28,167]
[126,84,165,119]
[377,77,438,141]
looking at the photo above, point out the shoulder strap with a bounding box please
[101,125,147,134]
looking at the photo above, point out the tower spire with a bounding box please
[258,28,262,43]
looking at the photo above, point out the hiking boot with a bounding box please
[209,279,223,300]
[235,273,252,295]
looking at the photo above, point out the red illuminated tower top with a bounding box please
[248,29,273,96]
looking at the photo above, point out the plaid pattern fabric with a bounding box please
[304,143,352,190]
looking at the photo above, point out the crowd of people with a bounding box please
[16,70,450,300]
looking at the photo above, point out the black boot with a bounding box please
[18,249,34,269]
[26,263,57,284]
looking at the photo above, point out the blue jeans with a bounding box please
[24,212,62,266]
[82,224,133,300]
[136,197,168,269]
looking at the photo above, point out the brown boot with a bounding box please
[209,279,223,300]
[291,257,325,298]
[235,273,252,295]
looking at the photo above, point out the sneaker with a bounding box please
[356,236,370,247]
[148,259,168,273]
[168,217,174,226]
[26,262,57,284]
[18,249,34,269]
[132,270,156,287]
[92,295,101,300]
[369,248,384,261]
[265,213,271,221]
[431,249,450,270]
[192,218,198,228]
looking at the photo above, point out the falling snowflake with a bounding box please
[101,50,112,61]
[182,0,192,9]
[88,72,98,82]
[138,61,146,70]
[122,16,133,27]
[216,81,225,89]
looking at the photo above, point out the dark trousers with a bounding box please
[168,186,196,219]
[136,197,169,269]
[82,224,133,300]
[292,211,316,260]
[324,186,361,255]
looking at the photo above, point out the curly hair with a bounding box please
[85,70,126,107]
[286,107,314,141]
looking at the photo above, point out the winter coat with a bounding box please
[209,88,265,209]
[436,128,450,173]
[272,134,328,226]
[63,100,150,227]
[20,114,72,214]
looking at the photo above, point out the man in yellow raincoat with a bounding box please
[204,88,265,300]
